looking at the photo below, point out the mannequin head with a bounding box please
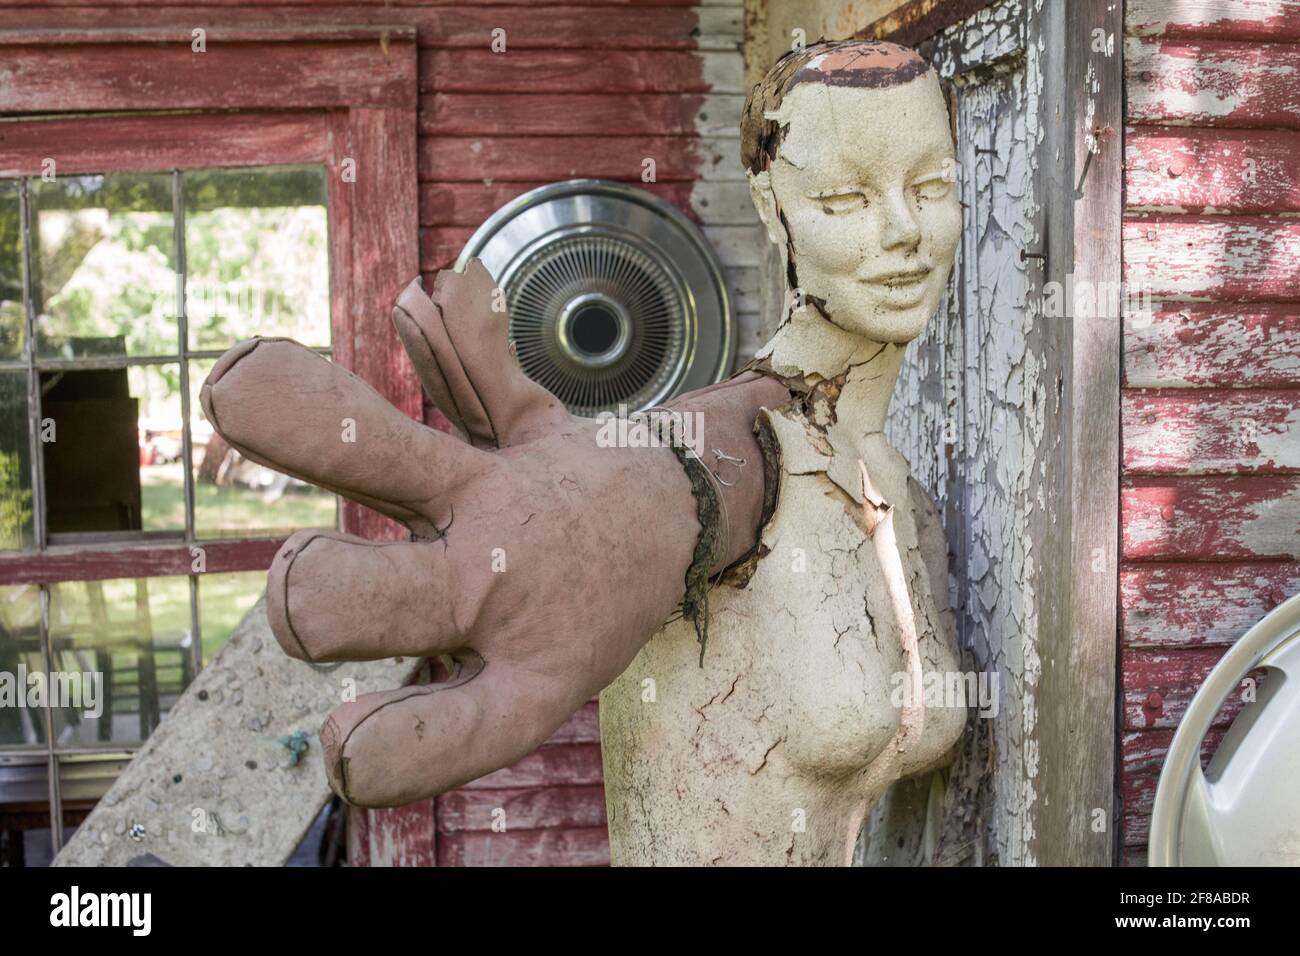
[743,41,960,345]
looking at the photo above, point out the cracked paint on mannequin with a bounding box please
[599,42,966,866]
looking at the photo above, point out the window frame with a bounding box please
[0,25,420,855]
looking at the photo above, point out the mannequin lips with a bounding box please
[860,265,933,308]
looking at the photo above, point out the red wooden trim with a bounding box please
[0,32,422,562]
[435,784,607,832]
[1127,38,1300,130]
[420,180,699,227]
[1127,0,1300,44]
[1124,304,1300,389]
[1126,127,1300,215]
[1122,645,1250,730]
[546,700,600,744]
[0,25,413,45]
[435,826,609,866]
[460,743,604,790]
[421,92,709,136]
[1122,387,1300,475]
[0,38,416,113]
[1120,728,1226,842]
[337,106,422,542]
[0,7,707,50]
[1121,475,1300,560]
[1124,215,1300,301]
[348,800,436,867]
[420,135,709,183]
[1121,560,1300,649]
[421,227,476,271]
[0,538,284,585]
[421,49,718,94]
[0,111,334,178]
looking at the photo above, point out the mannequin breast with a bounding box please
[599,410,965,864]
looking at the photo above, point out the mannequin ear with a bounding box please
[748,169,788,249]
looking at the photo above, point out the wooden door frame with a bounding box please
[863,0,1124,865]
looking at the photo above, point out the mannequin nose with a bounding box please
[879,193,922,252]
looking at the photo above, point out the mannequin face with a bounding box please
[757,72,960,344]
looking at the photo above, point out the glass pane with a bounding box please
[0,369,35,550]
[0,179,24,359]
[190,357,336,538]
[0,584,43,747]
[198,570,266,665]
[46,575,192,747]
[31,173,177,358]
[42,363,183,538]
[184,166,330,349]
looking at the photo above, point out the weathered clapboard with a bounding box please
[1121,0,1300,865]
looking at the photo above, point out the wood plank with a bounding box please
[420,135,743,182]
[1121,561,1300,647]
[0,38,416,113]
[1121,645,1258,729]
[1127,37,1300,129]
[420,92,742,137]
[0,7,739,50]
[0,110,332,178]
[421,223,759,272]
[421,49,742,94]
[1122,387,1300,474]
[1034,0,1123,869]
[0,538,283,585]
[419,179,754,226]
[460,742,604,789]
[1124,215,1300,301]
[15,1,702,6]
[338,105,423,543]
[1126,0,1300,43]
[1124,303,1300,387]
[435,784,607,832]
[546,700,600,744]
[1119,727,1227,836]
[349,800,436,867]
[1122,475,1300,559]
[1125,127,1300,214]
[436,826,609,866]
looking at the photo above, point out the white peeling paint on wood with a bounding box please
[693,0,766,364]
[887,0,1045,867]
[1126,0,1300,38]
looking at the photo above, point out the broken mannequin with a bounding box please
[598,40,966,865]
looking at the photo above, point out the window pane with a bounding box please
[0,180,24,360]
[198,570,266,665]
[32,173,177,359]
[42,363,183,538]
[184,167,330,350]
[47,575,192,747]
[190,357,336,538]
[0,584,43,747]
[0,369,35,551]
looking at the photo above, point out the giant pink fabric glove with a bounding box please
[200,259,787,807]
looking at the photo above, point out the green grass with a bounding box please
[141,463,336,536]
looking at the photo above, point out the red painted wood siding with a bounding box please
[1,0,747,866]
[1121,0,1300,867]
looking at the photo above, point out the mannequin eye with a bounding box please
[912,177,952,201]
[810,189,868,215]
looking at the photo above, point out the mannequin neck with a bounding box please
[760,298,908,439]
